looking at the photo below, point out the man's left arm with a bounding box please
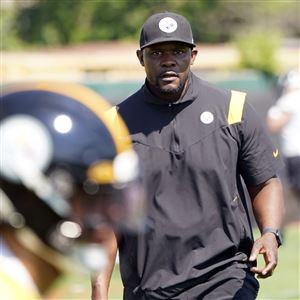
[247,176,285,278]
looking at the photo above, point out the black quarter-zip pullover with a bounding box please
[115,72,282,299]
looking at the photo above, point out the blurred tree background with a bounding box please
[1,0,299,75]
[2,0,299,48]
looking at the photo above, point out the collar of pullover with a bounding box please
[143,72,198,106]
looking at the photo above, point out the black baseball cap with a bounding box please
[139,12,196,50]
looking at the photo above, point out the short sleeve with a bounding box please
[238,100,284,186]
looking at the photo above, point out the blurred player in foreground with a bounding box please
[267,69,300,202]
[0,82,145,299]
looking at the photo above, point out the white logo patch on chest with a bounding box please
[200,111,214,124]
[159,17,178,33]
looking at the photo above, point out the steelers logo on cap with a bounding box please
[159,17,178,33]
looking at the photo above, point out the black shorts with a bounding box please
[285,156,300,199]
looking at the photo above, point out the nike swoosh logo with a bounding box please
[273,149,279,158]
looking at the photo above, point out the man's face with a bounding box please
[137,42,197,100]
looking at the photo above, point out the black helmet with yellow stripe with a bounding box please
[0,82,145,266]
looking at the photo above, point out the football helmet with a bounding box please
[0,82,145,271]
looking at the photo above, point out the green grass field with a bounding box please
[47,225,299,300]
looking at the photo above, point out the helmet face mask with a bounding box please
[70,176,146,235]
[0,82,146,271]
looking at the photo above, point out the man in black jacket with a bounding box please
[93,12,284,300]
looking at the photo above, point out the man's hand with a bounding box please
[247,177,284,278]
[249,232,278,278]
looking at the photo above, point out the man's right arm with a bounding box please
[91,230,118,300]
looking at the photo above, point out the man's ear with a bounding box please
[190,49,198,66]
[136,50,144,66]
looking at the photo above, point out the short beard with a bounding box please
[158,81,184,96]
